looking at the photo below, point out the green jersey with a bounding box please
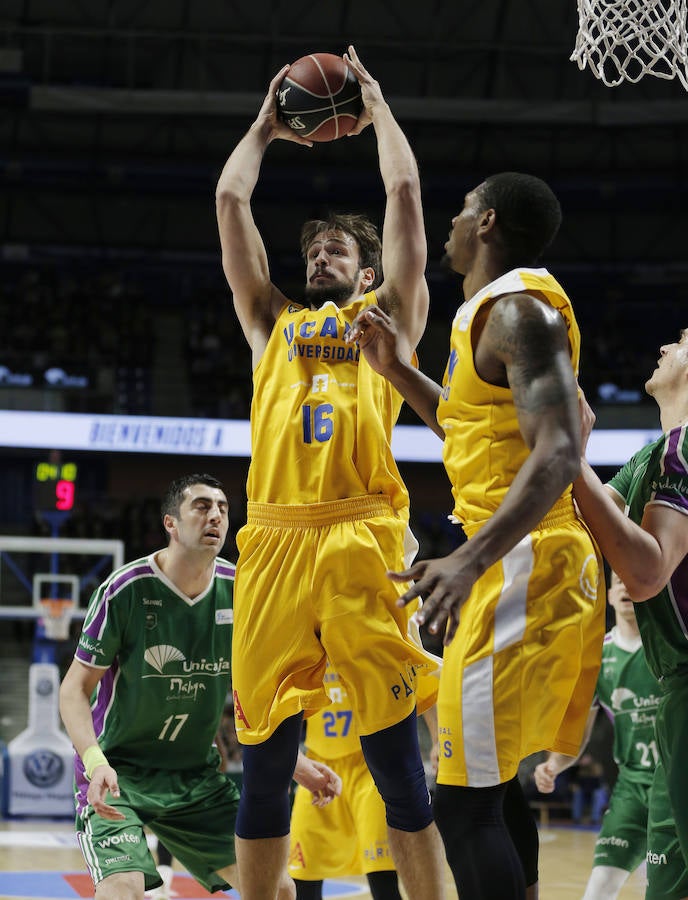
[608,428,688,681]
[75,553,234,784]
[596,627,660,784]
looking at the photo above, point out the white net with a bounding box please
[39,598,74,641]
[571,0,688,90]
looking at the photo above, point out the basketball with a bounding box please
[277,52,363,142]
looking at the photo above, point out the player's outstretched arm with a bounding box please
[215,66,311,359]
[344,45,428,354]
[575,459,688,601]
[574,390,688,600]
[347,305,443,437]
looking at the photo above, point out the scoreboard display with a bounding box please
[33,461,78,512]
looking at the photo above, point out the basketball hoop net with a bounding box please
[571,0,688,91]
[39,598,74,641]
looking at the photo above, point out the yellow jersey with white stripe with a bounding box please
[436,267,581,529]
[246,290,409,512]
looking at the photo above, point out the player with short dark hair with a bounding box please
[347,171,606,900]
[476,173,562,268]
[159,472,223,521]
[59,474,340,900]
[300,214,383,287]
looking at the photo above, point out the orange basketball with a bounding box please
[277,52,363,142]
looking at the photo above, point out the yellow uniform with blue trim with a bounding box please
[232,291,438,745]
[289,662,439,880]
[435,268,605,787]
[289,664,395,880]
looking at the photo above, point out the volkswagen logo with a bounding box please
[23,750,64,788]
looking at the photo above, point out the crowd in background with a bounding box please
[0,264,671,422]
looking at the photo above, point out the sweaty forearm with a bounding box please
[386,358,444,438]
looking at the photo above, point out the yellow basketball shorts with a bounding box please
[436,510,605,788]
[288,748,394,879]
[232,497,437,744]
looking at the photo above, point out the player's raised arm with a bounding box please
[344,45,429,357]
[215,66,312,361]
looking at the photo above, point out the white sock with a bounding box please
[157,864,174,890]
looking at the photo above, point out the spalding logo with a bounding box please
[23,750,65,788]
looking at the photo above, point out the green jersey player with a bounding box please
[59,474,340,900]
[534,572,660,898]
[573,329,688,900]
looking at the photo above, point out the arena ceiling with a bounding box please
[1,0,688,291]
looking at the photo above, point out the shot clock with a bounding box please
[33,460,78,512]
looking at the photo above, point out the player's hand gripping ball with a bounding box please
[277,52,363,142]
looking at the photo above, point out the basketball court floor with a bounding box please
[0,818,647,899]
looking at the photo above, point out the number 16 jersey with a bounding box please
[246,292,410,512]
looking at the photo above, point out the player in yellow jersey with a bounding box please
[289,664,402,900]
[289,660,439,900]
[215,45,445,900]
[348,172,606,900]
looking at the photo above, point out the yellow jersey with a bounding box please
[437,267,581,529]
[305,657,437,760]
[246,290,409,511]
[305,663,361,760]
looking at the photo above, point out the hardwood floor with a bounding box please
[0,819,647,899]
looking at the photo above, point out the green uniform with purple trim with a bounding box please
[72,552,238,894]
[608,427,688,899]
[591,628,659,873]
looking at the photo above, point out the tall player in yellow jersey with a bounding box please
[348,172,606,900]
[215,45,446,900]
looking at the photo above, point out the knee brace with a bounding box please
[360,710,433,832]
[235,713,303,839]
